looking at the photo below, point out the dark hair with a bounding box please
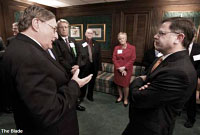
[162,17,196,48]
[18,5,55,32]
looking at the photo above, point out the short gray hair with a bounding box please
[12,22,18,27]
[57,19,69,25]
[18,5,55,32]
[118,32,127,40]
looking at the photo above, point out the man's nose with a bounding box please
[154,33,158,39]
[55,32,58,39]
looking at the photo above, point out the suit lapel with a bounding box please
[190,43,200,62]
[68,38,76,57]
[81,40,89,55]
[17,33,67,74]
[148,50,188,77]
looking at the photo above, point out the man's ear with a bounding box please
[32,18,40,32]
[176,33,185,43]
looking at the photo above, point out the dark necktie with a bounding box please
[87,40,93,63]
[65,38,71,51]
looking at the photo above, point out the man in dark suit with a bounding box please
[3,5,92,135]
[78,28,102,101]
[0,36,5,112]
[122,17,197,135]
[6,22,19,46]
[53,19,86,111]
[142,43,163,72]
[0,37,13,113]
[184,37,200,128]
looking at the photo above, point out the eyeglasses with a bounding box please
[45,22,57,33]
[157,31,180,37]
[58,26,69,29]
[37,18,57,33]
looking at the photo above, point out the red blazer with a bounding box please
[112,43,136,87]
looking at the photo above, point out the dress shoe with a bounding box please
[184,120,195,128]
[4,107,13,113]
[123,101,129,107]
[87,96,94,102]
[79,98,84,102]
[76,105,86,111]
[115,98,122,103]
[123,103,128,107]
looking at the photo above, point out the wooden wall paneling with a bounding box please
[55,0,200,64]
[0,0,6,43]
[111,11,121,50]
[122,11,150,64]
[57,6,119,63]
[109,12,121,62]
[5,4,27,40]
[0,0,56,43]
[161,5,200,44]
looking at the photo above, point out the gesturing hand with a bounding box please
[72,69,93,88]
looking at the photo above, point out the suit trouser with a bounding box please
[79,62,97,99]
[186,89,196,122]
[0,58,13,112]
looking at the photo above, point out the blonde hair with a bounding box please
[118,32,127,40]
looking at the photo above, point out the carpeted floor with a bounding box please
[0,91,200,135]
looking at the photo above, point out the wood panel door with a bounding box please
[122,11,150,64]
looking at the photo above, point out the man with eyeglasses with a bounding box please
[53,19,86,111]
[3,5,92,135]
[123,17,197,135]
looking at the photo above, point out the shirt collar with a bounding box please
[22,33,43,48]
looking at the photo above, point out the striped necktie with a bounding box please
[151,57,163,72]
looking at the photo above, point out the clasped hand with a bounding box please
[137,75,151,91]
[71,65,79,75]
[118,66,126,76]
[72,69,93,88]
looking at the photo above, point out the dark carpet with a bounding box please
[0,91,200,135]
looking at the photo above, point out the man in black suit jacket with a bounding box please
[53,19,85,111]
[78,28,102,101]
[184,40,200,128]
[53,19,80,76]
[0,36,5,112]
[123,17,197,135]
[0,37,12,113]
[3,5,92,135]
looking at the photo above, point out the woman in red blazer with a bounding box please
[112,32,136,107]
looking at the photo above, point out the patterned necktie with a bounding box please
[65,38,71,51]
[151,57,163,72]
[88,44,93,62]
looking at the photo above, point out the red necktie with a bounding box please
[151,57,163,72]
